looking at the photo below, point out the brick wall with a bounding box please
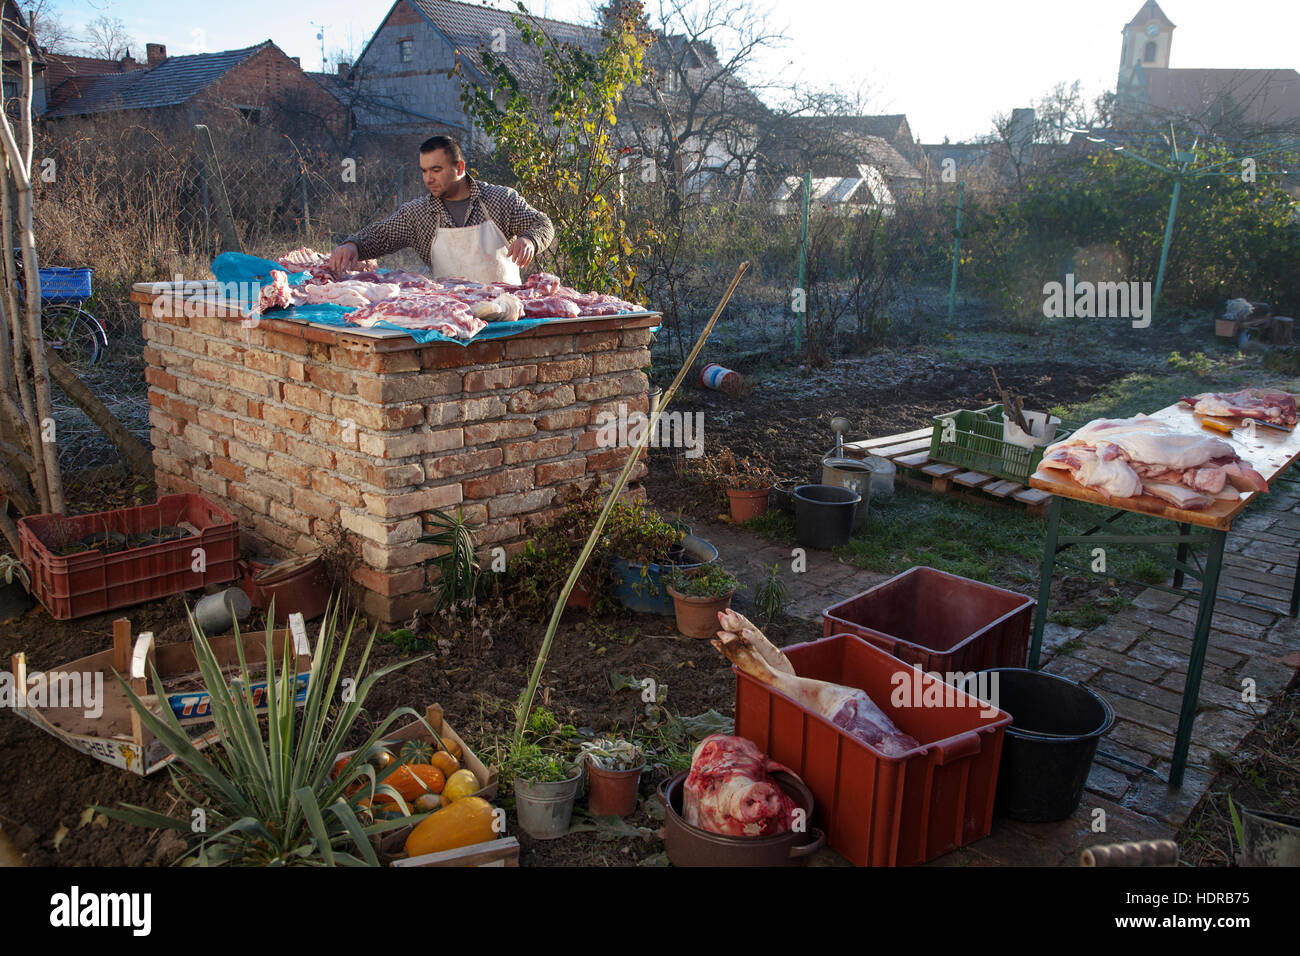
[136,292,654,622]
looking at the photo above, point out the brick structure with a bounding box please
[133,287,654,622]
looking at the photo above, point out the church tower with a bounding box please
[1118,1,1175,87]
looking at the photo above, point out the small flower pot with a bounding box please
[514,769,583,840]
[727,487,770,522]
[565,580,595,609]
[586,761,645,818]
[667,584,735,639]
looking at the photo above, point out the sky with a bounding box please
[46,0,1300,143]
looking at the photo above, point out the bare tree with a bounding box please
[0,6,65,549]
[82,15,135,61]
[24,0,75,54]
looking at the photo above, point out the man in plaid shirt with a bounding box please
[329,135,555,283]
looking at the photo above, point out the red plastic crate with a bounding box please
[823,566,1033,673]
[18,494,239,620]
[734,633,1011,866]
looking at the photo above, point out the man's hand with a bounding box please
[329,241,359,273]
[506,237,535,268]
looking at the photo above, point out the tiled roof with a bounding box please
[407,0,603,90]
[1136,67,1300,129]
[43,42,271,118]
[775,118,921,181]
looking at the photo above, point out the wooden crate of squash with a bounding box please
[332,703,518,867]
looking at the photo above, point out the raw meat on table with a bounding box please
[712,610,921,757]
[683,734,801,837]
[1180,389,1297,426]
[1041,415,1268,510]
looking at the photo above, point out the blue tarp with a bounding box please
[210,252,581,346]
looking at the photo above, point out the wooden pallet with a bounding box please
[843,428,1053,516]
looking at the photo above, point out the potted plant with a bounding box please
[666,564,740,639]
[508,487,613,615]
[604,497,719,614]
[715,449,778,522]
[498,707,582,840]
[578,735,646,818]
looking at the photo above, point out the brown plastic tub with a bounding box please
[657,771,825,866]
[823,566,1033,673]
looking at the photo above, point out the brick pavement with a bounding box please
[698,486,1300,866]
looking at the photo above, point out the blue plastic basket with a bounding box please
[38,267,93,302]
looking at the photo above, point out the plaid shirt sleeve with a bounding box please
[475,183,555,255]
[343,198,432,265]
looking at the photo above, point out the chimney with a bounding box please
[290,56,300,67]
[1009,107,1035,163]
[120,53,136,70]
[146,43,166,67]
[337,59,351,78]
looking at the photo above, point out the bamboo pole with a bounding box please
[0,31,62,512]
[514,261,750,738]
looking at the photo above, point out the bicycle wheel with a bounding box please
[42,304,103,370]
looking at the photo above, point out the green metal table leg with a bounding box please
[1289,546,1300,617]
[1172,522,1190,590]
[1029,495,1063,670]
[1169,528,1226,788]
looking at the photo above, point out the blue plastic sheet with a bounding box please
[208,252,591,346]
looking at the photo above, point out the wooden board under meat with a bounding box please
[1029,400,1300,530]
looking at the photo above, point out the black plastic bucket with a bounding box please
[793,484,860,550]
[963,668,1114,823]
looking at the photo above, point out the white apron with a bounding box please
[429,218,521,285]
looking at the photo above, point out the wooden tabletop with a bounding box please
[1029,401,1300,530]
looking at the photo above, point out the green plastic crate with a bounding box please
[929,404,1071,485]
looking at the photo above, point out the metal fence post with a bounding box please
[796,169,810,353]
[193,124,243,254]
[948,180,964,325]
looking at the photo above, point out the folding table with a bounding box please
[1027,402,1300,786]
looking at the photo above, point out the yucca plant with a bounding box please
[95,597,442,866]
[420,508,481,611]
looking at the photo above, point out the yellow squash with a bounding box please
[404,797,497,858]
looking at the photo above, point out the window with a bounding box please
[238,107,262,125]
[1143,41,1156,62]
[399,39,413,63]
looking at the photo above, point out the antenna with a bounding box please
[310,20,329,72]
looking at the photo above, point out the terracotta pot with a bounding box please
[242,553,332,621]
[586,761,645,818]
[667,584,735,639]
[727,487,770,522]
[565,580,595,609]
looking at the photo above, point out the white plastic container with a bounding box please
[1003,411,1061,449]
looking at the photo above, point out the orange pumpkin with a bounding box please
[380,763,445,802]
[430,750,460,778]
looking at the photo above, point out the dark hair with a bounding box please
[419,135,464,164]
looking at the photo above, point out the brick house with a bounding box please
[41,40,346,143]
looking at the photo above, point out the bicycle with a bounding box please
[14,253,109,371]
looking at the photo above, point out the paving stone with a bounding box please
[1187,707,1262,752]
[1160,674,1261,716]
[1040,622,1083,655]
[1085,760,1136,802]
[1220,564,1294,588]
[1081,618,1144,653]
[1093,738,1161,772]
[1128,638,1203,675]
[1226,657,1297,700]
[1107,718,1210,767]
[1043,656,1101,684]
[1119,765,1218,827]
[1229,513,1278,533]
[1071,644,1165,682]
[1221,553,1278,573]
[1138,628,1246,669]
[1165,601,1273,635]
[960,818,1073,867]
[1239,542,1298,564]
[1105,693,1181,735]
[1093,669,1185,716]
[1265,615,1300,648]
[1133,588,1184,613]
